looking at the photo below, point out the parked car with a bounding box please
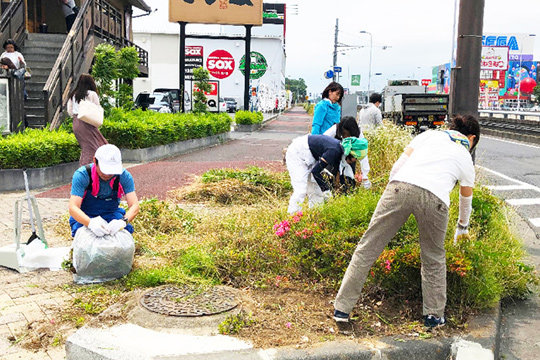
[224,97,237,113]
[219,98,227,113]
[134,92,174,113]
[153,88,191,112]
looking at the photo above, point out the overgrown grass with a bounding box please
[56,122,538,332]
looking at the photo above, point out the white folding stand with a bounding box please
[0,195,47,272]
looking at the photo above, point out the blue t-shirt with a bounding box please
[71,165,135,199]
[311,99,341,135]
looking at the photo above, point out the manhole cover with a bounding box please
[140,285,238,317]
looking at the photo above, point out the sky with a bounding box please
[134,0,540,95]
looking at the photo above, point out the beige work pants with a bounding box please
[335,181,449,317]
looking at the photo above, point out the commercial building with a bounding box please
[132,1,287,111]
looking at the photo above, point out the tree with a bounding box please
[192,67,212,113]
[285,77,308,102]
[91,43,140,113]
[533,85,540,105]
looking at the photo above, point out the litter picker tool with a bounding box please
[0,170,47,272]
[23,169,39,244]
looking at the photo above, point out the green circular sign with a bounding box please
[239,51,268,79]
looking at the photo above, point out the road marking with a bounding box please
[487,184,535,191]
[478,166,540,228]
[483,135,540,149]
[506,198,540,206]
[478,166,540,194]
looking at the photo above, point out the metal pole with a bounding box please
[244,25,252,111]
[359,31,372,96]
[179,22,186,113]
[449,0,485,118]
[333,18,338,82]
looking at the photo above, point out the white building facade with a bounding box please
[132,3,287,111]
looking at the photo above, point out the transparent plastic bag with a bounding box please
[72,227,135,284]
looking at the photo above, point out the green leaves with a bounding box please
[91,43,140,114]
[0,128,80,169]
[234,110,263,125]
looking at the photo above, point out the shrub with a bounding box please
[99,110,232,149]
[0,128,80,169]
[305,103,315,116]
[234,110,263,125]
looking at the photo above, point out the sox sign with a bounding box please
[207,50,235,79]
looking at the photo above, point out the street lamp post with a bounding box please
[359,31,373,96]
[517,33,536,111]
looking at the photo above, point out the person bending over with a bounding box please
[333,115,480,328]
[69,144,140,238]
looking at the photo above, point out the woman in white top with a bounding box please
[1,39,28,100]
[68,74,108,166]
[334,115,480,328]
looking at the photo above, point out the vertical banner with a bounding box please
[169,0,263,26]
[185,46,204,81]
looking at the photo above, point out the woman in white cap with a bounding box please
[68,144,139,237]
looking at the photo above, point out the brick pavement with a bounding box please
[0,108,309,358]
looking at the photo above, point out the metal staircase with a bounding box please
[22,33,67,128]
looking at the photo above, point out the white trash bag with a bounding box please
[72,227,135,284]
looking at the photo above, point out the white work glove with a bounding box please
[453,223,469,244]
[107,219,127,235]
[88,216,110,237]
[322,190,332,201]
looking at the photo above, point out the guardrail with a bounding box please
[479,110,540,122]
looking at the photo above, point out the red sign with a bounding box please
[206,50,235,79]
[193,81,218,96]
[421,79,431,86]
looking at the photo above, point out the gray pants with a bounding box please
[335,181,449,317]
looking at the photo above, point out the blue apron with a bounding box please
[69,178,134,237]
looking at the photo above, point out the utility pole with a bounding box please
[333,18,338,82]
[449,0,485,118]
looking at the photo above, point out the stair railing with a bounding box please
[0,0,26,52]
[45,0,149,130]
[44,0,95,130]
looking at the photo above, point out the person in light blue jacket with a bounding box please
[311,82,344,135]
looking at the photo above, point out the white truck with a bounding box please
[382,80,449,130]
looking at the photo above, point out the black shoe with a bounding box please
[333,309,350,323]
[424,314,446,328]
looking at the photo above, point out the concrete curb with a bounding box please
[482,128,540,145]
[0,132,232,192]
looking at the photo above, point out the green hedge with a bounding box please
[0,129,80,169]
[234,110,263,125]
[0,109,233,169]
[100,109,232,149]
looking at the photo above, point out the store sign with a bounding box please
[421,79,431,86]
[481,46,509,71]
[262,3,285,25]
[169,0,263,26]
[206,50,235,79]
[239,51,268,79]
[192,80,219,112]
[185,46,204,80]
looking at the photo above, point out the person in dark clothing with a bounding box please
[285,134,368,214]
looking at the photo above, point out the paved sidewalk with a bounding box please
[0,109,304,359]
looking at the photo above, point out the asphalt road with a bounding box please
[475,136,540,360]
